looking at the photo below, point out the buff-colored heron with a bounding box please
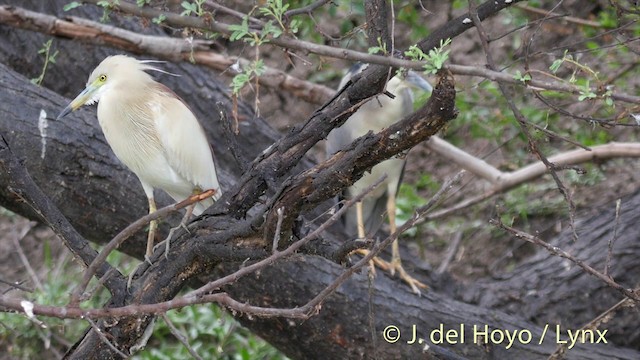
[327,64,431,294]
[57,55,222,260]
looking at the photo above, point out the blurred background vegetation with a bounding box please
[2,0,640,358]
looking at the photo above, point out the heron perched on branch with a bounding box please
[327,64,432,294]
[58,55,222,260]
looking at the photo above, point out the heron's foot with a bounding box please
[389,257,427,295]
[150,238,171,260]
[353,249,393,276]
[158,205,194,259]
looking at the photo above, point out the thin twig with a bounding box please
[470,2,579,242]
[548,295,635,359]
[284,0,331,19]
[0,278,32,293]
[188,177,387,297]
[10,220,42,292]
[436,231,463,274]
[293,172,464,317]
[0,174,463,321]
[604,199,622,276]
[272,207,284,254]
[490,218,640,302]
[204,1,264,26]
[161,313,204,360]
[515,4,602,28]
[69,190,216,307]
[86,318,129,358]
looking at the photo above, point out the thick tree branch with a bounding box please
[265,70,457,239]
[0,133,126,298]
[3,2,640,359]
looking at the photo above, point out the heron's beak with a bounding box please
[406,71,433,93]
[57,84,97,120]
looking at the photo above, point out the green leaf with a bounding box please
[549,58,563,73]
[63,1,82,11]
[253,59,266,76]
[229,17,250,41]
[180,1,198,16]
[513,70,531,83]
[231,73,250,94]
[152,14,166,24]
[261,20,282,40]
[605,97,613,107]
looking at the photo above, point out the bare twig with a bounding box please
[604,199,622,276]
[86,318,129,358]
[436,231,463,274]
[161,313,204,360]
[70,190,216,307]
[515,4,602,27]
[284,0,332,19]
[470,2,579,242]
[0,278,32,293]
[490,218,640,302]
[188,177,387,297]
[2,5,640,106]
[548,295,635,359]
[272,207,284,253]
[10,220,42,292]
[204,1,264,26]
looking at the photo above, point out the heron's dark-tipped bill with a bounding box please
[56,84,97,120]
[406,71,433,93]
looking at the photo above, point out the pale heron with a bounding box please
[327,64,432,293]
[58,55,222,260]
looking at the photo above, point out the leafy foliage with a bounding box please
[134,305,286,360]
[31,39,59,86]
[404,38,452,75]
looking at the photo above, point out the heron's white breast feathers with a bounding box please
[96,74,221,209]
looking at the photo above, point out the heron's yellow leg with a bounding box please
[387,194,427,294]
[353,202,391,273]
[146,196,158,261]
[160,203,195,258]
[356,201,366,239]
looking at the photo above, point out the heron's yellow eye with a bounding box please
[98,74,107,82]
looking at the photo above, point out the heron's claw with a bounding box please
[392,261,427,296]
[353,249,427,295]
[389,253,427,295]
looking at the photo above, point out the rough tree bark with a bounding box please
[463,194,640,348]
[1,1,639,359]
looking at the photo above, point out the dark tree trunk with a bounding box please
[462,194,640,349]
[1,1,639,359]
